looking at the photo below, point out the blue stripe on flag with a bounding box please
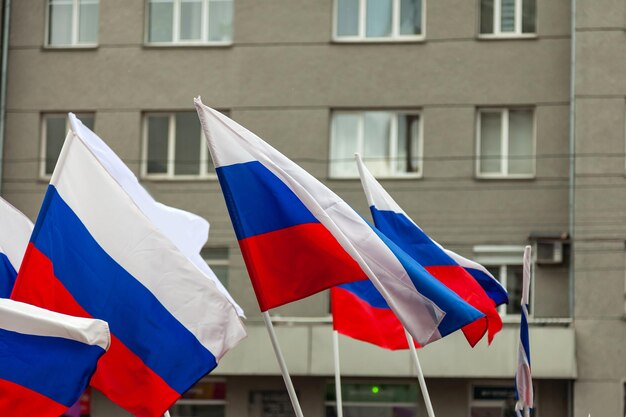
[370,208,457,267]
[338,280,390,309]
[369,225,484,337]
[520,304,530,363]
[216,161,319,240]
[32,186,218,394]
[0,327,104,407]
[0,253,17,298]
[467,268,509,306]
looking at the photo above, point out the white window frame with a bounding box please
[475,107,536,179]
[141,112,215,180]
[145,0,233,46]
[40,112,94,179]
[468,381,538,417]
[473,245,533,319]
[45,0,99,48]
[478,0,537,39]
[329,110,424,179]
[333,0,426,42]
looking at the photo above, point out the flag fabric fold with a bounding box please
[515,246,533,416]
[0,197,33,298]
[195,98,483,346]
[0,298,109,416]
[68,114,244,317]
[354,155,503,346]
[11,129,246,417]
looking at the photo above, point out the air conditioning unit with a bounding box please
[535,241,563,265]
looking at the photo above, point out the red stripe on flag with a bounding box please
[0,378,68,417]
[11,244,181,417]
[239,223,367,311]
[425,265,502,346]
[331,286,420,351]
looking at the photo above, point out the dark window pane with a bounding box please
[174,112,201,175]
[522,0,536,33]
[147,115,170,174]
[400,0,421,35]
[45,116,68,175]
[480,0,494,33]
[506,265,524,315]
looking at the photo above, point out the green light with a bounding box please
[371,386,380,394]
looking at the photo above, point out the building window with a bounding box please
[47,0,99,46]
[476,108,535,178]
[142,111,215,179]
[330,111,422,178]
[479,0,536,37]
[169,378,226,417]
[202,247,229,288]
[41,113,95,177]
[325,381,418,417]
[334,0,424,41]
[147,0,233,45]
[470,384,535,417]
[474,246,528,316]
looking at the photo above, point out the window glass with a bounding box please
[508,109,533,175]
[180,0,203,41]
[325,382,418,417]
[174,112,202,176]
[331,111,421,178]
[470,385,524,417]
[505,265,524,315]
[49,0,73,45]
[399,0,421,35]
[208,0,234,42]
[78,0,99,43]
[149,0,174,42]
[480,0,494,33]
[363,112,391,176]
[366,0,392,38]
[500,0,516,32]
[146,115,170,174]
[522,0,536,33]
[337,0,360,36]
[44,113,94,176]
[330,113,360,177]
[479,112,502,174]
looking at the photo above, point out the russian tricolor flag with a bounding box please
[67,114,244,317]
[11,128,246,417]
[0,197,33,298]
[0,298,109,417]
[195,98,483,346]
[515,246,533,416]
[352,155,504,346]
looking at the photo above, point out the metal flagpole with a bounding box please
[262,311,305,417]
[332,330,344,417]
[405,329,435,417]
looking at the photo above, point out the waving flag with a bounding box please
[0,298,109,417]
[11,130,246,417]
[68,114,243,317]
[0,198,33,298]
[195,98,483,346]
[354,155,503,346]
[515,246,533,416]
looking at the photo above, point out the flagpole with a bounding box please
[405,329,435,417]
[262,311,305,417]
[332,330,344,417]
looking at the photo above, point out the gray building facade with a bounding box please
[0,0,623,416]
